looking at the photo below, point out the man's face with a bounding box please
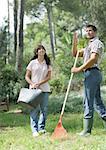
[86,27,96,39]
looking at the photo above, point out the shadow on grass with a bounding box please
[0,108,29,129]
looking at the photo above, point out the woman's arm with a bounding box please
[25,70,33,86]
[25,69,51,88]
[38,70,51,86]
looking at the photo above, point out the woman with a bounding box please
[25,45,52,137]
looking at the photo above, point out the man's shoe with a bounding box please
[102,116,106,121]
[78,118,92,137]
[103,120,106,131]
[33,131,39,137]
[77,131,91,137]
[38,129,46,135]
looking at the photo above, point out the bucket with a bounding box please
[17,88,43,110]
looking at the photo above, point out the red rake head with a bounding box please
[51,118,68,140]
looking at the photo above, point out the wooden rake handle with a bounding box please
[60,32,79,116]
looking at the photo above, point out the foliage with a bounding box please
[25,0,41,16]
[0,21,8,57]
[24,20,50,55]
[0,65,17,100]
[57,0,83,17]
[0,0,106,102]
[49,73,67,94]
[48,91,83,114]
[82,0,106,41]
[100,52,106,84]
[0,63,27,103]
[0,87,106,149]
[49,34,84,94]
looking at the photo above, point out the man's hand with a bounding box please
[71,52,99,73]
[72,32,78,57]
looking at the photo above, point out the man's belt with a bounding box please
[85,67,99,72]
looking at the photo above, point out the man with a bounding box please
[71,25,106,136]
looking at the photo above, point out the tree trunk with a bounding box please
[47,4,55,60]
[13,0,18,58]
[6,0,10,64]
[15,0,24,72]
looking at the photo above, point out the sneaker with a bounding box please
[33,131,39,137]
[38,129,46,135]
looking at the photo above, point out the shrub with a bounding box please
[48,91,83,114]
[49,73,67,95]
[0,64,27,103]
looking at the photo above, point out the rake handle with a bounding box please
[60,50,79,116]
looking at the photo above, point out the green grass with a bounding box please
[0,105,106,150]
[0,87,106,150]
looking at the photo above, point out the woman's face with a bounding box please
[37,48,46,56]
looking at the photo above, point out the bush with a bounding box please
[48,91,83,114]
[49,73,67,95]
[100,52,106,84]
[0,64,27,103]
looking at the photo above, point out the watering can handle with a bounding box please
[60,49,79,116]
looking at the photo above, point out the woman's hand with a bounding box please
[31,83,40,89]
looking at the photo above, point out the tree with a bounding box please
[15,0,24,72]
[25,0,57,59]
[13,0,18,58]
[81,0,106,41]
[0,22,8,63]
[46,3,56,59]
[6,0,10,64]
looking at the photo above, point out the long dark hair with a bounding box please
[31,45,51,65]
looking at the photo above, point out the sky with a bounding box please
[0,0,44,33]
[0,0,30,32]
[0,0,86,36]
[0,0,13,32]
[0,0,8,21]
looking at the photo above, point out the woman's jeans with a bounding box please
[30,92,49,133]
[84,68,106,119]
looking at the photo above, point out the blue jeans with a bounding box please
[83,68,106,119]
[30,92,49,133]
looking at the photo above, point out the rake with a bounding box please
[51,32,79,140]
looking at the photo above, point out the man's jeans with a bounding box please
[83,68,106,119]
[30,92,49,133]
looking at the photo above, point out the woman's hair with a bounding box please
[31,45,51,65]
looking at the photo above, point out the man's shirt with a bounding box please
[83,37,104,68]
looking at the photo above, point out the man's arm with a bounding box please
[79,52,98,70]
[71,52,99,73]
[72,32,84,57]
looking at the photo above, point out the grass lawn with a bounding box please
[0,104,106,150]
